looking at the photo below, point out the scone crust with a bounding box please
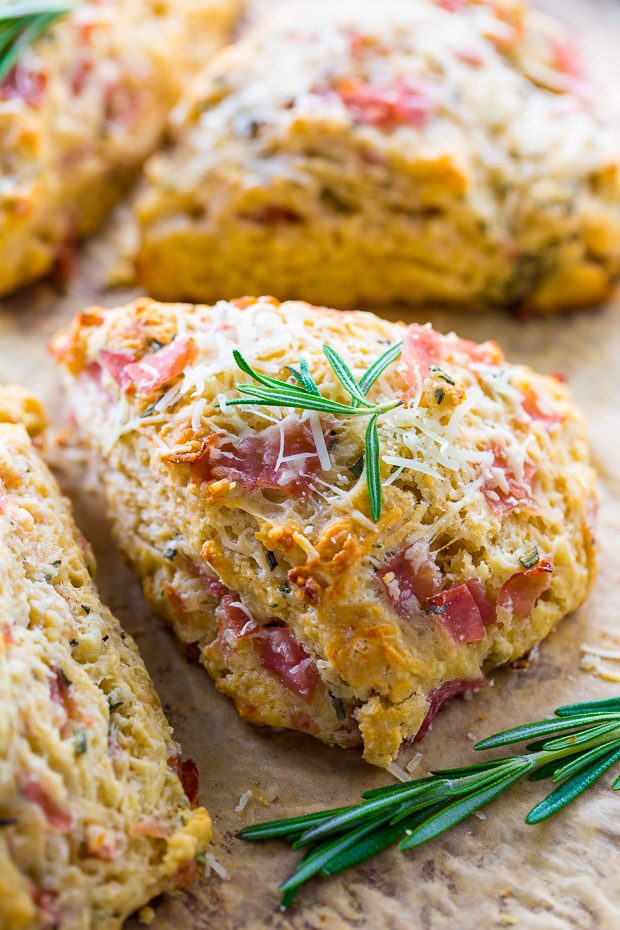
[0,386,211,930]
[53,298,598,767]
[0,0,240,297]
[137,0,620,312]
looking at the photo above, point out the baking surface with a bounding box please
[2,1,620,927]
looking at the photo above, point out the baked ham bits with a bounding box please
[0,388,211,930]
[136,0,620,313]
[0,0,241,297]
[53,297,597,768]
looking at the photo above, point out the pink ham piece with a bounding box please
[521,387,563,430]
[0,478,7,514]
[190,421,324,499]
[398,323,443,388]
[450,335,504,367]
[255,628,318,704]
[426,583,488,643]
[216,594,260,639]
[415,677,486,741]
[180,759,200,807]
[379,544,442,616]
[337,77,436,128]
[129,816,170,839]
[482,445,536,515]
[497,560,553,619]
[0,65,47,107]
[465,579,496,627]
[100,349,135,390]
[48,665,79,719]
[20,772,73,833]
[123,336,198,394]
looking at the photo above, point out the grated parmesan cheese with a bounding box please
[204,853,230,880]
[235,789,253,812]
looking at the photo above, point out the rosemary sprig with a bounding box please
[238,696,620,908]
[0,1,74,83]
[220,342,404,520]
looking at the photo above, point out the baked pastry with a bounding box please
[53,297,597,767]
[136,0,620,313]
[0,0,241,297]
[0,387,211,929]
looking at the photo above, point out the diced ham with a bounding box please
[337,77,436,129]
[426,584,487,643]
[521,387,563,430]
[123,336,198,394]
[20,772,72,832]
[49,665,79,719]
[451,336,504,367]
[379,544,442,616]
[0,65,48,107]
[398,323,444,389]
[184,559,229,601]
[162,582,193,633]
[85,825,126,861]
[130,816,170,839]
[465,579,496,627]
[173,858,200,889]
[180,759,200,807]
[32,888,60,928]
[0,478,7,514]
[497,560,553,619]
[100,349,135,390]
[550,37,583,77]
[190,422,324,499]
[240,205,302,224]
[415,677,487,741]
[255,628,318,703]
[482,445,536,515]
[217,594,260,639]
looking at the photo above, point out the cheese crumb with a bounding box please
[138,907,156,925]
[204,853,230,880]
[406,752,423,774]
[235,789,252,812]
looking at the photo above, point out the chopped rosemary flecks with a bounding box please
[239,696,620,908]
[163,537,180,560]
[265,548,278,572]
[519,546,540,570]
[329,692,346,720]
[69,639,79,647]
[51,559,61,567]
[221,342,404,521]
[0,817,19,827]
[425,604,446,615]
[195,851,207,866]
[74,728,87,756]
[349,454,364,479]
[81,604,90,615]
[280,582,290,596]
[434,386,445,405]
[102,634,109,642]
[108,700,123,713]
[429,365,456,386]
[0,1,75,83]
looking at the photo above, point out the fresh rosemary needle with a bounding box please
[220,341,404,521]
[238,695,620,908]
[0,1,75,84]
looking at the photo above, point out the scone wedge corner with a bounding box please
[0,0,241,297]
[53,297,598,768]
[136,0,620,313]
[0,386,211,930]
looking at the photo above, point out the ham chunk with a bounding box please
[426,583,487,643]
[379,543,442,616]
[337,77,436,128]
[190,422,324,498]
[20,772,73,833]
[255,628,318,703]
[482,445,536,515]
[123,336,197,394]
[415,677,487,741]
[498,560,553,619]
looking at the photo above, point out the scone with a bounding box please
[0,0,241,297]
[53,297,597,767]
[0,388,211,930]
[137,0,620,313]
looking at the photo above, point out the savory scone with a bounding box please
[0,387,211,930]
[53,297,597,767]
[0,0,241,297]
[137,0,620,313]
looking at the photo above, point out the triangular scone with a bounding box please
[0,389,211,930]
[0,0,241,298]
[137,0,620,313]
[53,298,598,767]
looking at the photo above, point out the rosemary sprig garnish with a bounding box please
[220,342,404,520]
[0,2,74,83]
[238,696,620,908]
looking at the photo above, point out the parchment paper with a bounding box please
[2,2,620,927]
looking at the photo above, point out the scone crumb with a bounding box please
[138,906,156,925]
[235,790,252,812]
